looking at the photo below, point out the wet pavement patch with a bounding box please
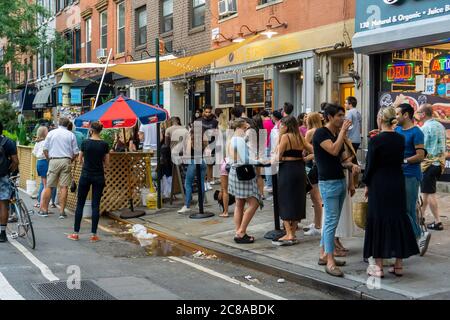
[106,220,193,257]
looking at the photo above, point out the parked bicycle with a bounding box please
[7,176,36,249]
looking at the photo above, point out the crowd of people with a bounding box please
[0,92,447,280]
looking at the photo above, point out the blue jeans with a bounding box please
[185,162,206,208]
[319,179,347,254]
[264,147,272,188]
[37,181,56,204]
[405,176,421,238]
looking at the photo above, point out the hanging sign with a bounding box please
[387,63,414,82]
[430,54,450,75]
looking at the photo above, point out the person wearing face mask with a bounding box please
[201,105,219,190]
[67,122,110,242]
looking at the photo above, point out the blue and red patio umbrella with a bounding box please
[74,95,169,129]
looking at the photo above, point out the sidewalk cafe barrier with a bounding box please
[66,152,153,214]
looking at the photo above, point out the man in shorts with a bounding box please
[0,121,19,242]
[417,104,447,231]
[39,118,79,219]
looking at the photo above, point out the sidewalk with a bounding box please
[110,187,450,300]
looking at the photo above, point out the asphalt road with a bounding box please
[0,191,336,300]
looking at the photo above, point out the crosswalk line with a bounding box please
[0,272,25,300]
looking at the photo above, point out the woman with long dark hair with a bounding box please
[68,122,110,242]
[273,116,313,245]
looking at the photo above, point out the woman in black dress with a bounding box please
[363,107,419,278]
[273,116,313,246]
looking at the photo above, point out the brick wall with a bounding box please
[211,0,355,46]
[130,0,211,88]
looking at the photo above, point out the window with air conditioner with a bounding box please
[218,0,237,18]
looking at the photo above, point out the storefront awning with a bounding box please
[32,87,52,108]
[55,36,259,80]
[353,15,450,55]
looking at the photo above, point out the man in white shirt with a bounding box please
[39,118,79,219]
[139,123,158,152]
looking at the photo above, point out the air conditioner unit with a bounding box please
[96,48,107,60]
[218,0,237,17]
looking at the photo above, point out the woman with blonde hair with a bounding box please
[363,107,419,278]
[32,126,56,209]
[303,112,324,236]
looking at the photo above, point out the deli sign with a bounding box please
[387,63,414,82]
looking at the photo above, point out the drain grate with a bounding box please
[32,280,117,300]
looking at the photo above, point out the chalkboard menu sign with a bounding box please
[218,82,234,105]
[245,78,264,104]
[234,83,242,107]
[264,80,273,111]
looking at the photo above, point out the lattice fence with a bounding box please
[66,152,152,214]
[17,146,40,191]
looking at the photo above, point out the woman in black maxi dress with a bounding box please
[363,114,419,278]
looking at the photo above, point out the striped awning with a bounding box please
[32,87,52,108]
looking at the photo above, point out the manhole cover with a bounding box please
[32,280,116,300]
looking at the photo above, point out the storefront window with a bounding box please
[245,77,264,105]
[218,82,234,105]
[380,44,449,97]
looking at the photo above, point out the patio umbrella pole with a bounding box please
[156,38,162,209]
[93,48,112,109]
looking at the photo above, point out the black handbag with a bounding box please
[233,142,256,181]
[236,165,256,181]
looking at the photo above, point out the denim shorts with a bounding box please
[0,176,12,201]
[36,159,49,178]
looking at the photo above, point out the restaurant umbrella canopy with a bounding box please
[74,95,169,218]
[74,95,168,129]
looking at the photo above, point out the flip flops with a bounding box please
[234,234,255,244]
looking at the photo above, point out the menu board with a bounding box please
[245,78,264,104]
[264,80,273,111]
[218,82,234,105]
[234,83,242,107]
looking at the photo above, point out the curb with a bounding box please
[108,212,410,300]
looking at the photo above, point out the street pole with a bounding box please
[156,38,162,209]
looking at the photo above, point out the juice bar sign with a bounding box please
[356,0,450,32]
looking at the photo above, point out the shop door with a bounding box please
[340,83,355,106]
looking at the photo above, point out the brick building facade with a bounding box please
[209,0,357,120]
[128,0,211,124]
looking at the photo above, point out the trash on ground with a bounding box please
[277,278,286,283]
[193,251,206,258]
[244,275,253,280]
[130,224,157,247]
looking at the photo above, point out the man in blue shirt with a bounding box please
[344,96,362,152]
[395,103,429,256]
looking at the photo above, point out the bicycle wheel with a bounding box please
[17,200,36,249]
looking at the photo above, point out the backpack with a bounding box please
[0,136,11,177]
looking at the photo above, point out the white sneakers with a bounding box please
[178,206,191,214]
[204,182,213,191]
[418,231,431,256]
[303,223,321,236]
[304,226,321,236]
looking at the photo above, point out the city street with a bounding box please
[0,192,335,300]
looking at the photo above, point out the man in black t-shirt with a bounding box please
[0,121,19,242]
[312,104,360,277]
